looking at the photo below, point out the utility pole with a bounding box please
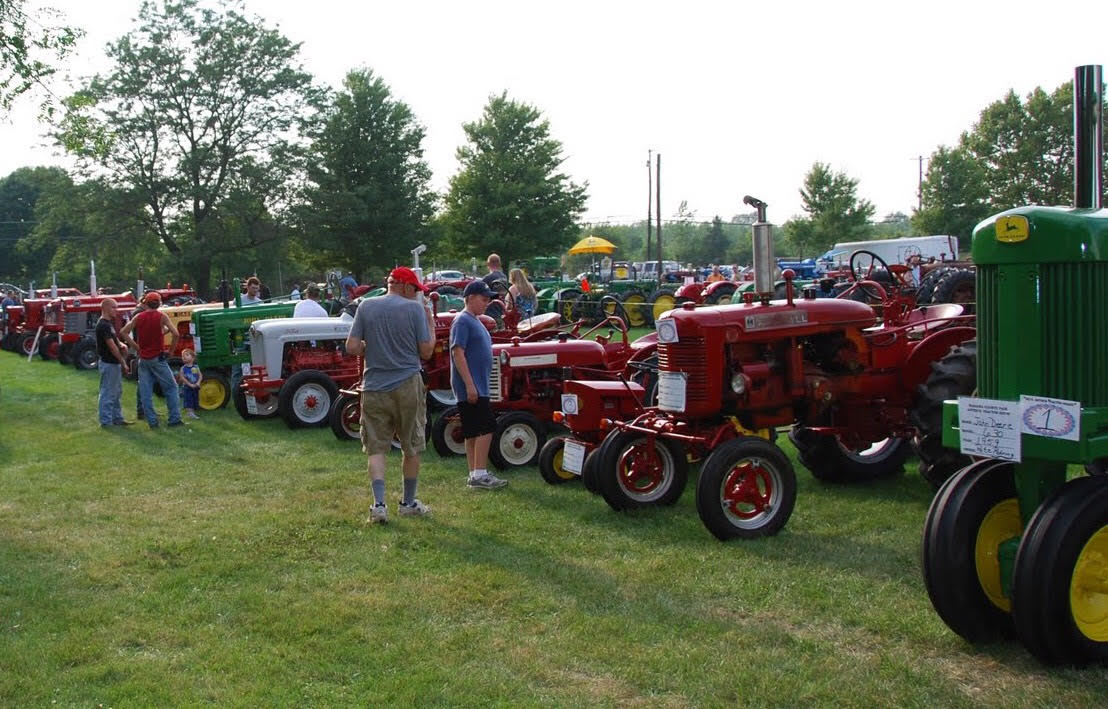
[917,155,924,212]
[656,154,662,286]
[646,150,653,265]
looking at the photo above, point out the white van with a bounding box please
[819,235,959,269]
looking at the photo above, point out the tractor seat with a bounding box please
[515,312,562,336]
[905,303,965,337]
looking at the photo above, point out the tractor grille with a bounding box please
[658,337,709,408]
[64,312,83,333]
[979,263,1108,406]
[489,357,502,402]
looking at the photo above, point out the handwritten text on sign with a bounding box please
[957,396,1021,462]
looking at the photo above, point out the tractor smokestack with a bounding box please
[744,195,774,297]
[1074,64,1103,209]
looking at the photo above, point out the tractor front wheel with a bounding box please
[19,332,38,356]
[538,436,575,485]
[489,411,545,470]
[789,426,909,483]
[431,406,466,457]
[57,340,75,365]
[279,370,338,428]
[695,436,797,540]
[71,338,98,371]
[921,459,1018,643]
[1012,475,1108,666]
[598,431,688,510]
[232,385,279,420]
[329,391,361,441]
[198,369,230,410]
[38,333,59,361]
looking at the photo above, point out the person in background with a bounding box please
[289,283,300,301]
[178,348,202,419]
[241,277,264,305]
[508,268,536,319]
[1,289,15,311]
[481,253,507,287]
[120,292,184,428]
[293,284,329,318]
[259,281,272,301]
[344,267,436,524]
[450,280,508,490]
[706,265,725,283]
[339,272,358,304]
[95,298,133,427]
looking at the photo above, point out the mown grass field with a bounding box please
[2,352,1107,706]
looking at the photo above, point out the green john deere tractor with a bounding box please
[923,65,1108,666]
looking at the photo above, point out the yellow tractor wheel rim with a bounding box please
[623,295,646,327]
[974,498,1020,612]
[198,378,227,410]
[653,292,675,321]
[1071,525,1108,642]
[552,448,574,481]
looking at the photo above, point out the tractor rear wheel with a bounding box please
[695,436,797,540]
[915,266,955,304]
[431,406,466,457]
[789,427,909,483]
[597,431,688,510]
[705,283,738,305]
[911,340,976,489]
[628,354,659,407]
[649,288,677,322]
[489,411,545,470]
[922,459,1018,644]
[71,338,98,370]
[198,369,230,410]
[38,333,59,361]
[329,391,361,441]
[1011,475,1108,666]
[931,268,976,312]
[279,370,338,428]
[539,436,576,485]
[571,293,602,326]
[620,289,651,328]
[554,288,582,324]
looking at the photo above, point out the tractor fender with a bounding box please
[673,282,705,302]
[902,326,977,394]
[703,280,737,299]
[627,334,658,359]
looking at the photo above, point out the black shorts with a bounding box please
[457,397,497,439]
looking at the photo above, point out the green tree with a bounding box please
[0,1,81,111]
[912,145,990,240]
[298,69,436,280]
[703,216,729,262]
[55,0,318,296]
[0,165,69,281]
[442,92,587,262]
[783,162,874,256]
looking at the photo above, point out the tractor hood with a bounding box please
[494,337,606,368]
[658,298,876,341]
[250,316,352,369]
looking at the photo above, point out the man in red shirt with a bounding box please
[120,292,183,428]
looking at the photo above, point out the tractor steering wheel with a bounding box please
[844,249,892,303]
[579,315,629,346]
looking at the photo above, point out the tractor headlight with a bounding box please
[499,350,509,366]
[656,318,679,344]
[730,372,748,395]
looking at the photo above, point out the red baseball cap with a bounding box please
[144,292,162,305]
[389,267,427,292]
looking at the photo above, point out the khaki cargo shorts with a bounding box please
[360,374,426,457]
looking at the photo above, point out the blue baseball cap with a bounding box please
[463,280,494,298]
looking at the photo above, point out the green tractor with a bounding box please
[923,65,1108,666]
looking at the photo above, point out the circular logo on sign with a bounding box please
[1021,403,1076,437]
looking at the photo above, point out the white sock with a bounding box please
[470,469,487,479]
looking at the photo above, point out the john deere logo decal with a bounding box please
[996,216,1029,243]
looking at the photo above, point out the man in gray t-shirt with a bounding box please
[345,267,436,524]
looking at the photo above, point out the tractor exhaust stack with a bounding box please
[1074,64,1103,209]
[744,195,774,297]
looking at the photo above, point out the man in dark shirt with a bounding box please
[481,253,507,288]
[95,298,133,427]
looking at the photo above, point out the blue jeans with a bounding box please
[97,361,124,425]
[138,355,182,426]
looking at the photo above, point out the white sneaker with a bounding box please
[467,472,508,489]
[187,411,200,419]
[398,499,431,517]
[368,503,388,524]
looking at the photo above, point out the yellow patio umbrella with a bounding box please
[567,236,617,255]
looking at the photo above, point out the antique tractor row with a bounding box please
[540,198,976,545]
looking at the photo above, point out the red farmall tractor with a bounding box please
[575,196,975,541]
[40,292,138,368]
[430,316,659,469]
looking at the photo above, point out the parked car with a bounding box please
[427,270,467,281]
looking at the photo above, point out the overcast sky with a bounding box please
[1,0,1103,226]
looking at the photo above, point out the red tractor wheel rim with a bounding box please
[342,400,360,434]
[721,458,778,524]
[617,439,673,502]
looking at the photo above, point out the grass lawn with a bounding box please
[1,352,1106,705]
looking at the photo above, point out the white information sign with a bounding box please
[560,394,579,416]
[957,396,1021,462]
[562,440,586,474]
[1020,394,1081,441]
[245,393,258,415]
[657,371,687,412]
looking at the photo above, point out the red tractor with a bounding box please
[430,316,659,469]
[573,197,975,541]
[40,292,138,368]
[8,296,53,356]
